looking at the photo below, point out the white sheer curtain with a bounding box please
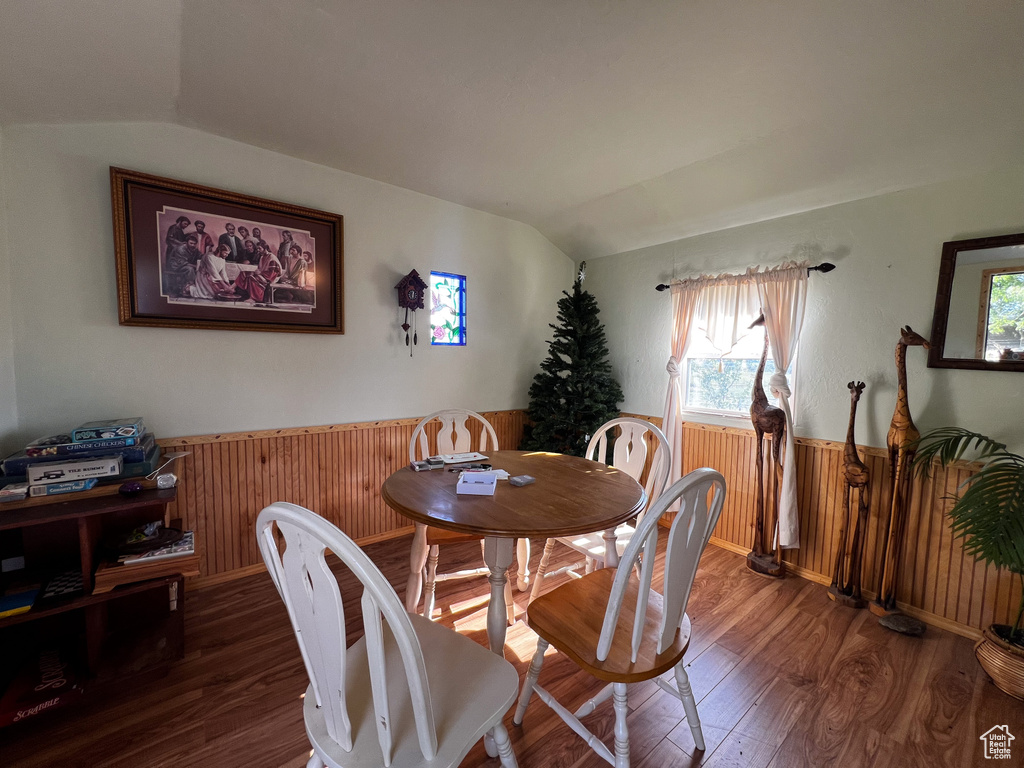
[694,271,760,354]
[661,280,702,501]
[753,264,808,548]
[661,262,808,543]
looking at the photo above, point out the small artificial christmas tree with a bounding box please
[520,263,624,456]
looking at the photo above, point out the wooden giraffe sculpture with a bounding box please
[747,313,786,577]
[829,381,870,607]
[871,326,930,615]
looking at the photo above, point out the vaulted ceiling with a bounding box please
[2,0,1022,259]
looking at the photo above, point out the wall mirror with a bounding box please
[929,232,1024,371]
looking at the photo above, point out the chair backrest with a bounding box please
[257,502,439,764]
[408,408,500,463]
[595,468,726,663]
[586,417,672,508]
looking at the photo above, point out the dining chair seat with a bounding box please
[514,468,726,768]
[304,612,518,768]
[525,568,691,683]
[529,418,670,602]
[257,502,520,768]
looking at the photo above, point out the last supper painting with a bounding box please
[112,168,343,334]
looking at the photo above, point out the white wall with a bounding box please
[586,164,1024,454]
[0,127,19,455]
[1,123,573,445]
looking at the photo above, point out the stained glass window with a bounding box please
[430,271,466,346]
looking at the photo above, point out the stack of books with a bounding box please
[0,418,158,501]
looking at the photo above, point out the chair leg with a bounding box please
[516,537,531,592]
[574,682,615,718]
[674,663,706,751]
[305,752,325,768]
[513,637,549,725]
[406,524,428,613]
[585,556,595,574]
[484,731,498,758]
[529,539,555,602]
[490,721,519,768]
[423,544,439,619]
[612,682,630,768]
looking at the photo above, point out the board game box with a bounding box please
[5,434,155,476]
[28,478,99,497]
[24,432,148,458]
[70,418,145,443]
[1,443,161,488]
[0,645,83,727]
[27,456,122,486]
[40,571,84,601]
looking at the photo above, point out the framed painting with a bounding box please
[111,167,343,333]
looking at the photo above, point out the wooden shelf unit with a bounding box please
[0,488,178,594]
[0,488,188,713]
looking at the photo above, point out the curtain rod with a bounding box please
[654,262,836,292]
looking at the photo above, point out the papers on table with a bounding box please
[440,452,488,464]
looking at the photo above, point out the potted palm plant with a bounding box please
[914,427,1024,700]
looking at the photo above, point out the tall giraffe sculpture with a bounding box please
[871,326,930,616]
[747,314,786,577]
[829,381,870,607]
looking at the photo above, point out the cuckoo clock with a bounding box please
[395,269,428,356]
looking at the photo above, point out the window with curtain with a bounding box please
[661,261,809,547]
[683,326,794,416]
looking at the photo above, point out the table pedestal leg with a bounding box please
[603,528,620,569]
[516,537,531,592]
[483,536,514,655]
[406,523,428,614]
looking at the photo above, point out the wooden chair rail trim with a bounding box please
[622,412,980,469]
[156,410,978,469]
[156,410,526,447]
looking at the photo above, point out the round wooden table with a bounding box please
[381,450,647,654]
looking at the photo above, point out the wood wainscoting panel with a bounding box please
[159,410,526,581]
[161,408,1017,638]
[670,421,1020,637]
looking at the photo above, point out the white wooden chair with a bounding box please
[257,502,520,768]
[406,409,528,623]
[513,468,726,768]
[529,418,671,602]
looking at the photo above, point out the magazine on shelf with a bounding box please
[119,531,195,565]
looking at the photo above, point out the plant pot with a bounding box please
[975,624,1024,701]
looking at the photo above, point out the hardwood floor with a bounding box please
[1,535,1020,767]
